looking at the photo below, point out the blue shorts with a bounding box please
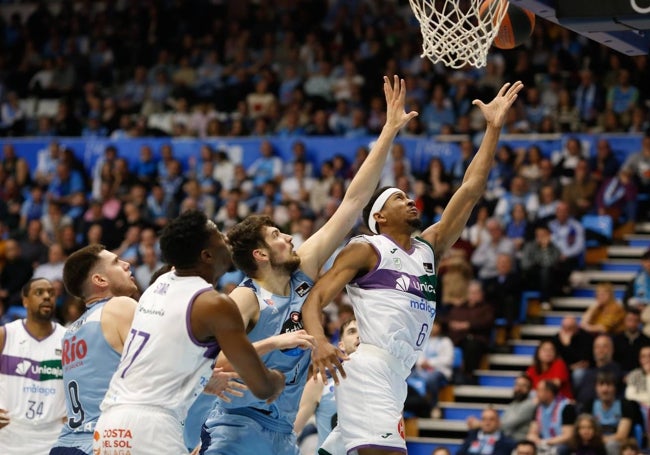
[50,447,90,455]
[199,411,298,455]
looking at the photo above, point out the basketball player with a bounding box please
[199,76,418,455]
[93,210,285,454]
[0,278,66,454]
[294,318,360,452]
[49,244,139,455]
[302,81,524,455]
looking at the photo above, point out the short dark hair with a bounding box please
[516,440,537,454]
[596,371,617,385]
[160,210,215,270]
[362,186,392,233]
[22,277,52,297]
[227,215,276,278]
[340,317,357,334]
[540,379,559,396]
[63,244,105,299]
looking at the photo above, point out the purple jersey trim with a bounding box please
[21,320,58,343]
[381,233,415,255]
[353,268,426,299]
[185,287,220,358]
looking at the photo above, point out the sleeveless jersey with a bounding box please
[315,376,337,448]
[55,298,120,449]
[0,319,66,451]
[215,270,314,433]
[101,271,219,421]
[346,234,437,371]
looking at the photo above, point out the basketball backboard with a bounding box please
[512,0,650,56]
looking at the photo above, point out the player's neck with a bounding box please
[382,229,413,251]
[255,270,291,296]
[24,319,54,340]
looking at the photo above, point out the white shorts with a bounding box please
[333,345,408,454]
[93,405,188,454]
[0,419,62,455]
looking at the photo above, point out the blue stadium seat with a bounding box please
[582,214,613,247]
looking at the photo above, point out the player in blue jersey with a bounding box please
[295,318,360,453]
[198,76,418,455]
[302,81,524,455]
[49,244,140,454]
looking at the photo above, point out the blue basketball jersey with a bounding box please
[315,376,337,449]
[53,299,121,453]
[212,270,314,433]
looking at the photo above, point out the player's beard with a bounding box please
[270,251,301,274]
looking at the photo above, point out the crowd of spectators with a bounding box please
[0,0,648,140]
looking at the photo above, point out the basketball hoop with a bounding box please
[630,0,650,14]
[409,0,509,68]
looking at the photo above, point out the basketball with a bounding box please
[479,0,535,50]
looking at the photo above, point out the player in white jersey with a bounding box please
[93,210,285,454]
[295,318,360,453]
[303,81,524,455]
[0,278,66,455]
[199,76,418,455]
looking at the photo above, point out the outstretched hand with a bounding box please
[384,75,419,131]
[203,367,247,402]
[311,338,349,385]
[472,81,524,128]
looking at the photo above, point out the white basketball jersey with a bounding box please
[345,234,437,371]
[0,319,66,453]
[101,271,219,421]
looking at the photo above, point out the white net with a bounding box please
[409,0,509,68]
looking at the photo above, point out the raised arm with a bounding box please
[420,81,523,262]
[302,241,378,383]
[297,76,418,280]
[191,290,285,401]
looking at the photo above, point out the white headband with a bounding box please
[368,188,401,234]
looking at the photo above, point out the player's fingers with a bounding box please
[497,82,511,97]
[226,387,245,398]
[228,381,248,391]
[217,393,231,403]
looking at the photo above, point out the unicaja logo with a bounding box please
[395,275,410,292]
[16,360,31,375]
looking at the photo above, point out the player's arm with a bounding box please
[297,76,418,280]
[303,241,378,384]
[294,376,324,435]
[0,326,8,429]
[420,81,523,261]
[191,290,285,401]
[101,296,138,352]
[214,287,315,370]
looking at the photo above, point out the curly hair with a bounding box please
[160,210,216,270]
[63,244,105,299]
[226,215,275,278]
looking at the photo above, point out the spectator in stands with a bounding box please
[505,203,533,252]
[0,239,33,308]
[526,339,574,399]
[409,320,454,418]
[33,242,65,283]
[576,335,623,408]
[483,253,522,331]
[441,280,494,384]
[18,219,49,267]
[553,137,588,186]
[620,441,642,455]
[621,129,650,220]
[19,185,46,231]
[606,69,639,117]
[468,374,537,441]
[520,224,562,306]
[625,346,650,440]
[561,159,597,219]
[494,176,539,226]
[574,69,604,128]
[613,309,650,374]
[582,371,640,455]
[462,204,491,250]
[553,316,595,390]
[515,440,537,455]
[35,140,61,187]
[571,414,608,455]
[549,201,586,290]
[589,139,620,185]
[41,201,73,246]
[134,245,163,292]
[457,408,516,455]
[580,282,626,335]
[527,380,576,455]
[596,168,638,225]
[628,249,650,310]
[247,140,282,192]
[47,161,85,210]
[470,218,515,281]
